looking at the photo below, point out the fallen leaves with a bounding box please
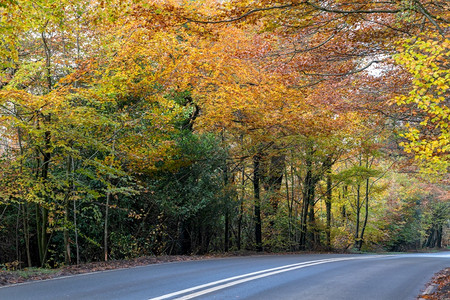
[418,268,450,300]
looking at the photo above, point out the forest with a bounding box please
[0,0,448,268]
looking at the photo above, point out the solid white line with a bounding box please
[149,256,381,300]
[175,260,344,300]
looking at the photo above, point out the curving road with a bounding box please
[0,252,448,300]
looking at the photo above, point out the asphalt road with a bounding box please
[0,252,448,300]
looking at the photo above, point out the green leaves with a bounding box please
[335,165,382,185]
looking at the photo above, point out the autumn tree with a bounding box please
[394,31,449,174]
[1,0,448,268]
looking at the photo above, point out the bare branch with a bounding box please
[292,29,341,54]
[413,0,445,36]
[305,1,401,14]
[302,60,381,77]
[184,4,297,24]
[290,79,326,89]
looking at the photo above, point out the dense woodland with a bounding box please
[0,0,448,268]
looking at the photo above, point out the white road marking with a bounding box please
[149,256,385,300]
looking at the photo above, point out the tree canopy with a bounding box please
[0,0,448,268]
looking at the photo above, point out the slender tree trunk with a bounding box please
[73,196,80,265]
[40,206,49,266]
[38,122,51,266]
[354,183,361,250]
[15,204,20,263]
[285,164,292,249]
[35,204,42,265]
[35,29,52,267]
[299,185,308,248]
[224,211,230,252]
[237,164,245,250]
[62,30,72,265]
[17,122,31,267]
[22,204,32,267]
[104,191,110,261]
[71,157,80,265]
[237,200,243,250]
[253,154,262,252]
[63,201,70,265]
[291,165,296,250]
[326,174,332,249]
[223,156,230,252]
[342,185,348,225]
[36,200,49,267]
[300,155,314,249]
[307,185,317,247]
[104,138,115,261]
[64,156,72,265]
[358,178,370,251]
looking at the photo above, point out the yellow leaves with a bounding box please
[0,89,37,106]
[394,31,449,173]
[4,60,45,90]
[395,95,407,105]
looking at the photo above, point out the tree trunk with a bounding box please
[64,156,72,265]
[223,158,230,252]
[357,178,370,251]
[104,138,116,261]
[179,220,191,254]
[15,204,20,263]
[436,225,442,248]
[285,164,292,249]
[22,204,32,267]
[237,164,245,250]
[354,183,361,250]
[36,204,49,267]
[73,196,80,265]
[35,30,52,267]
[299,174,310,249]
[308,187,319,248]
[262,154,285,212]
[300,153,316,249]
[253,154,262,252]
[17,124,31,267]
[34,126,51,266]
[104,191,110,261]
[326,174,332,249]
[64,200,71,265]
[224,211,230,252]
[70,156,80,265]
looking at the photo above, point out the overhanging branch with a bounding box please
[302,60,381,77]
[184,4,297,24]
[305,1,401,14]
